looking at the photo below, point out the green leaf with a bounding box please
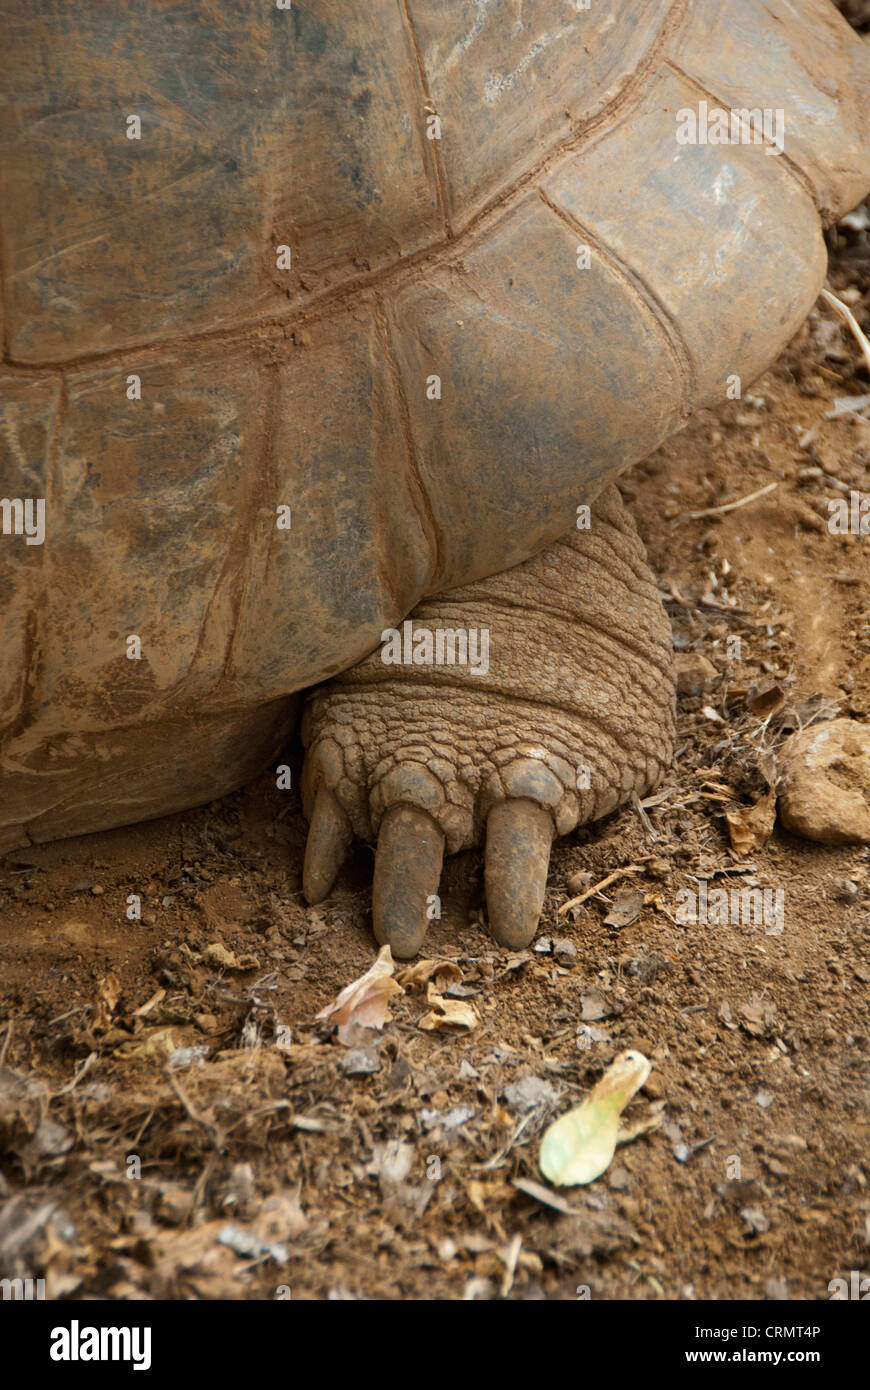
[538,1050,651,1186]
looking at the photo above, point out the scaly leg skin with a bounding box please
[300,485,675,957]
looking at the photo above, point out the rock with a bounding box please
[503,1076,560,1114]
[674,652,718,696]
[341,1047,382,1076]
[778,719,870,843]
[608,1166,630,1191]
[831,876,860,903]
[740,1206,770,1235]
[156,1183,196,1226]
[641,1072,665,1100]
[739,996,777,1038]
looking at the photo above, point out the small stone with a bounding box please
[831,876,860,903]
[553,937,577,962]
[755,1090,775,1110]
[342,1048,381,1076]
[156,1184,196,1225]
[778,719,870,843]
[674,651,718,696]
[566,870,592,895]
[764,1157,789,1178]
[642,1072,665,1100]
[167,1045,209,1071]
[91,884,105,896]
[608,1166,630,1191]
[739,997,777,1038]
[740,1206,770,1235]
[441,1105,476,1130]
[503,1076,560,1114]
[33,1116,73,1158]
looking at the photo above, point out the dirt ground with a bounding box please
[2,206,870,1301]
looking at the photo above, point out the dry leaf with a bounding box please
[745,682,785,719]
[115,1027,181,1062]
[579,990,622,1022]
[315,944,403,1043]
[203,943,260,972]
[725,791,776,856]
[395,958,462,993]
[92,972,121,1033]
[739,996,777,1038]
[602,889,645,929]
[467,1180,515,1216]
[418,984,479,1032]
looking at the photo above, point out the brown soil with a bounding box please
[2,217,869,1304]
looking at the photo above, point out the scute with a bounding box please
[0,0,441,361]
[406,0,676,227]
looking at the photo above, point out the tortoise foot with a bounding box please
[300,485,675,956]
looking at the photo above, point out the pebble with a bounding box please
[565,870,592,895]
[778,719,870,843]
[674,651,718,696]
[831,876,860,903]
[642,1072,665,1100]
[741,1206,770,1235]
[503,1076,560,1114]
[342,1048,381,1076]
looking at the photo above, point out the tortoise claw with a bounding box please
[372,804,445,959]
[302,784,353,904]
[484,799,554,951]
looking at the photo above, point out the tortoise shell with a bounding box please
[0,0,868,847]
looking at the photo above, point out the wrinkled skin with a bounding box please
[302,486,675,953]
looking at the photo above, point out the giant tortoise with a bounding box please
[1,0,869,955]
